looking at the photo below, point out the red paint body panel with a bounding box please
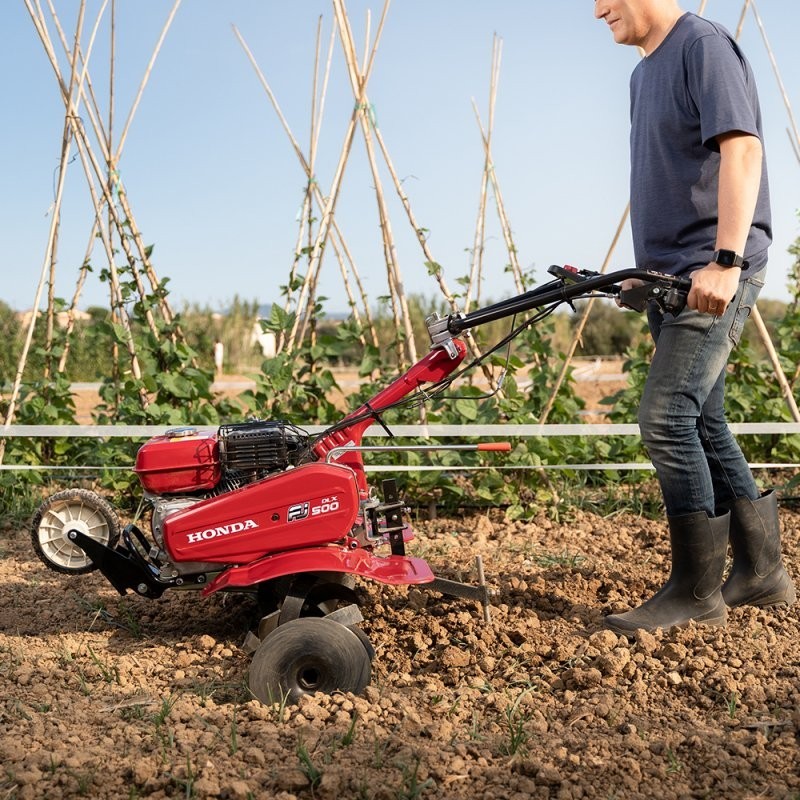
[202,546,435,596]
[163,462,360,564]
[135,431,221,494]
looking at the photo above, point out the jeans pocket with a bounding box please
[728,273,765,346]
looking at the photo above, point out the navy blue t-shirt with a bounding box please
[629,12,771,276]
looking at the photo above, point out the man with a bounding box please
[593,0,795,634]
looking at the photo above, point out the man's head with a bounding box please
[594,0,683,54]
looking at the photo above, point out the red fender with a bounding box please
[202,545,435,596]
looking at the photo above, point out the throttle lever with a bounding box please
[619,281,688,315]
[618,283,652,312]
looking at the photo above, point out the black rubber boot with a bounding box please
[604,510,729,636]
[721,490,796,609]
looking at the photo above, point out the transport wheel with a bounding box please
[248,616,372,705]
[31,489,121,575]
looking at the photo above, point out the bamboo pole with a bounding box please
[46,2,101,115]
[45,0,113,377]
[115,0,183,159]
[111,0,183,328]
[733,0,750,37]
[108,0,115,156]
[751,311,800,421]
[472,98,524,293]
[237,19,371,353]
[50,0,184,329]
[43,205,60,381]
[326,231,371,346]
[303,20,330,354]
[69,118,147,391]
[334,21,499,385]
[281,17,324,354]
[351,11,410,365]
[325,219,379,347]
[45,0,118,349]
[293,18,331,351]
[1,1,89,464]
[368,117,499,388]
[369,125,455,307]
[45,1,109,166]
[465,36,502,312]
[749,0,800,158]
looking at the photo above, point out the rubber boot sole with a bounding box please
[604,593,728,637]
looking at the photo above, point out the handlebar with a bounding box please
[443,265,691,335]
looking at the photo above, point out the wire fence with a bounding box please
[2,423,799,472]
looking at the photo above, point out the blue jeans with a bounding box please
[638,268,765,517]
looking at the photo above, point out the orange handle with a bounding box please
[476,442,512,451]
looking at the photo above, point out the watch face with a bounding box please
[714,250,743,268]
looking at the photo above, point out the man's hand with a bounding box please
[687,262,741,315]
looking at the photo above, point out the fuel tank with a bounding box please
[162,462,360,564]
[135,428,221,494]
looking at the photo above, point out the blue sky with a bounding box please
[1,1,798,316]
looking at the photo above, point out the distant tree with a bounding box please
[0,301,22,387]
[569,300,647,356]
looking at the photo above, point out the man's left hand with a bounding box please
[686,263,741,316]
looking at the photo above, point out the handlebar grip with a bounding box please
[477,442,512,451]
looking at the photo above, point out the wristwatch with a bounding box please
[713,249,749,269]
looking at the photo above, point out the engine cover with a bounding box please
[162,462,360,564]
[135,428,221,494]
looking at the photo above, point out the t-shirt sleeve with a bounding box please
[685,33,761,150]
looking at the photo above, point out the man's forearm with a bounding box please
[715,131,763,256]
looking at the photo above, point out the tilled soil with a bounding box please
[1,502,799,799]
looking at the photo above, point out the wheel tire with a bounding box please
[249,616,372,705]
[31,489,121,575]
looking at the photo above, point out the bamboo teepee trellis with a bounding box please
[232,24,380,357]
[0,0,187,464]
